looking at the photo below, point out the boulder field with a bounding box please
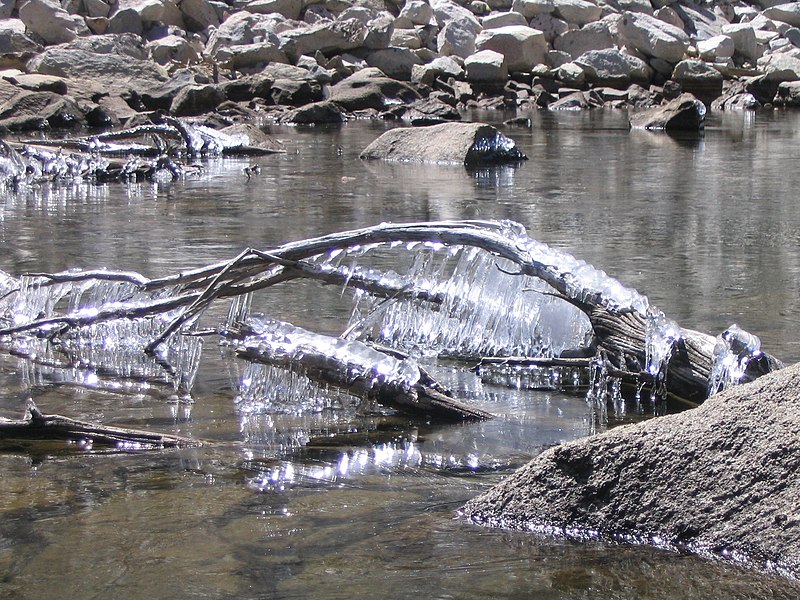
[2,0,800,131]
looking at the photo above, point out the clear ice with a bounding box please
[645,310,683,381]
[707,324,762,396]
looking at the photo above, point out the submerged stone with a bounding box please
[461,361,800,577]
[628,93,705,131]
[359,122,527,166]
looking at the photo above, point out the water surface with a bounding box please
[1,110,799,599]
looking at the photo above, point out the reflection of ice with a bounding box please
[708,324,762,396]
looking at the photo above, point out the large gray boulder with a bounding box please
[474,25,547,72]
[721,23,760,62]
[553,0,602,26]
[574,48,652,87]
[462,361,800,577]
[0,90,85,131]
[553,19,615,58]
[432,0,483,57]
[329,67,421,111]
[671,59,723,103]
[19,0,91,45]
[280,18,368,58]
[763,3,800,28]
[464,49,508,82]
[365,47,422,80]
[617,11,689,63]
[360,122,526,166]
[629,92,706,130]
[511,0,555,19]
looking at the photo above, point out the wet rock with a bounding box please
[360,122,526,166]
[461,362,800,578]
[0,19,42,54]
[774,79,800,105]
[19,0,91,45]
[670,59,723,104]
[618,11,690,63]
[465,49,508,82]
[278,100,345,124]
[553,20,616,59]
[574,48,652,88]
[365,47,422,80]
[0,90,85,131]
[474,25,547,72]
[629,92,705,130]
[329,67,421,111]
[548,90,592,109]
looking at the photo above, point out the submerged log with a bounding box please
[0,402,199,450]
[460,361,800,577]
[225,318,491,421]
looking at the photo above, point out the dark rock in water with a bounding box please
[0,90,85,131]
[461,361,800,577]
[548,90,592,111]
[629,93,705,131]
[220,74,273,103]
[278,100,345,125]
[329,67,421,111]
[360,122,526,166]
[774,81,800,107]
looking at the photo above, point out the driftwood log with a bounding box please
[0,402,199,451]
[0,220,783,412]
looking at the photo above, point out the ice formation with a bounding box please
[466,132,527,165]
[346,242,594,359]
[645,310,683,382]
[0,274,202,394]
[224,317,422,409]
[707,324,762,396]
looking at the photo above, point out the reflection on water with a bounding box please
[1,111,800,598]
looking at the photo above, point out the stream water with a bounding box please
[1,109,800,599]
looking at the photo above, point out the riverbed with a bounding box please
[0,110,799,599]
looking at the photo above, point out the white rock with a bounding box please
[553,0,602,27]
[528,13,568,41]
[464,48,508,81]
[411,55,464,84]
[207,12,293,53]
[511,0,554,19]
[475,25,546,71]
[19,0,90,45]
[553,20,614,58]
[763,3,800,28]
[697,34,735,61]
[214,42,289,69]
[365,47,422,79]
[438,20,479,57]
[481,11,528,29]
[653,6,683,30]
[431,0,482,29]
[555,60,585,85]
[246,0,303,19]
[617,10,689,62]
[574,47,652,84]
[391,28,423,48]
[759,53,800,80]
[147,34,199,65]
[399,0,434,26]
[180,0,221,32]
[280,18,368,57]
[722,23,760,61]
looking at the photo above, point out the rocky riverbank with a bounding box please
[2,0,800,132]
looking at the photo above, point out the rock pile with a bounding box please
[1,0,800,131]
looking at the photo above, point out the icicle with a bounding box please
[707,324,762,396]
[644,310,682,380]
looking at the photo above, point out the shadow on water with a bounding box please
[1,111,800,598]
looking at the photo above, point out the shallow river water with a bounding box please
[1,109,800,599]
